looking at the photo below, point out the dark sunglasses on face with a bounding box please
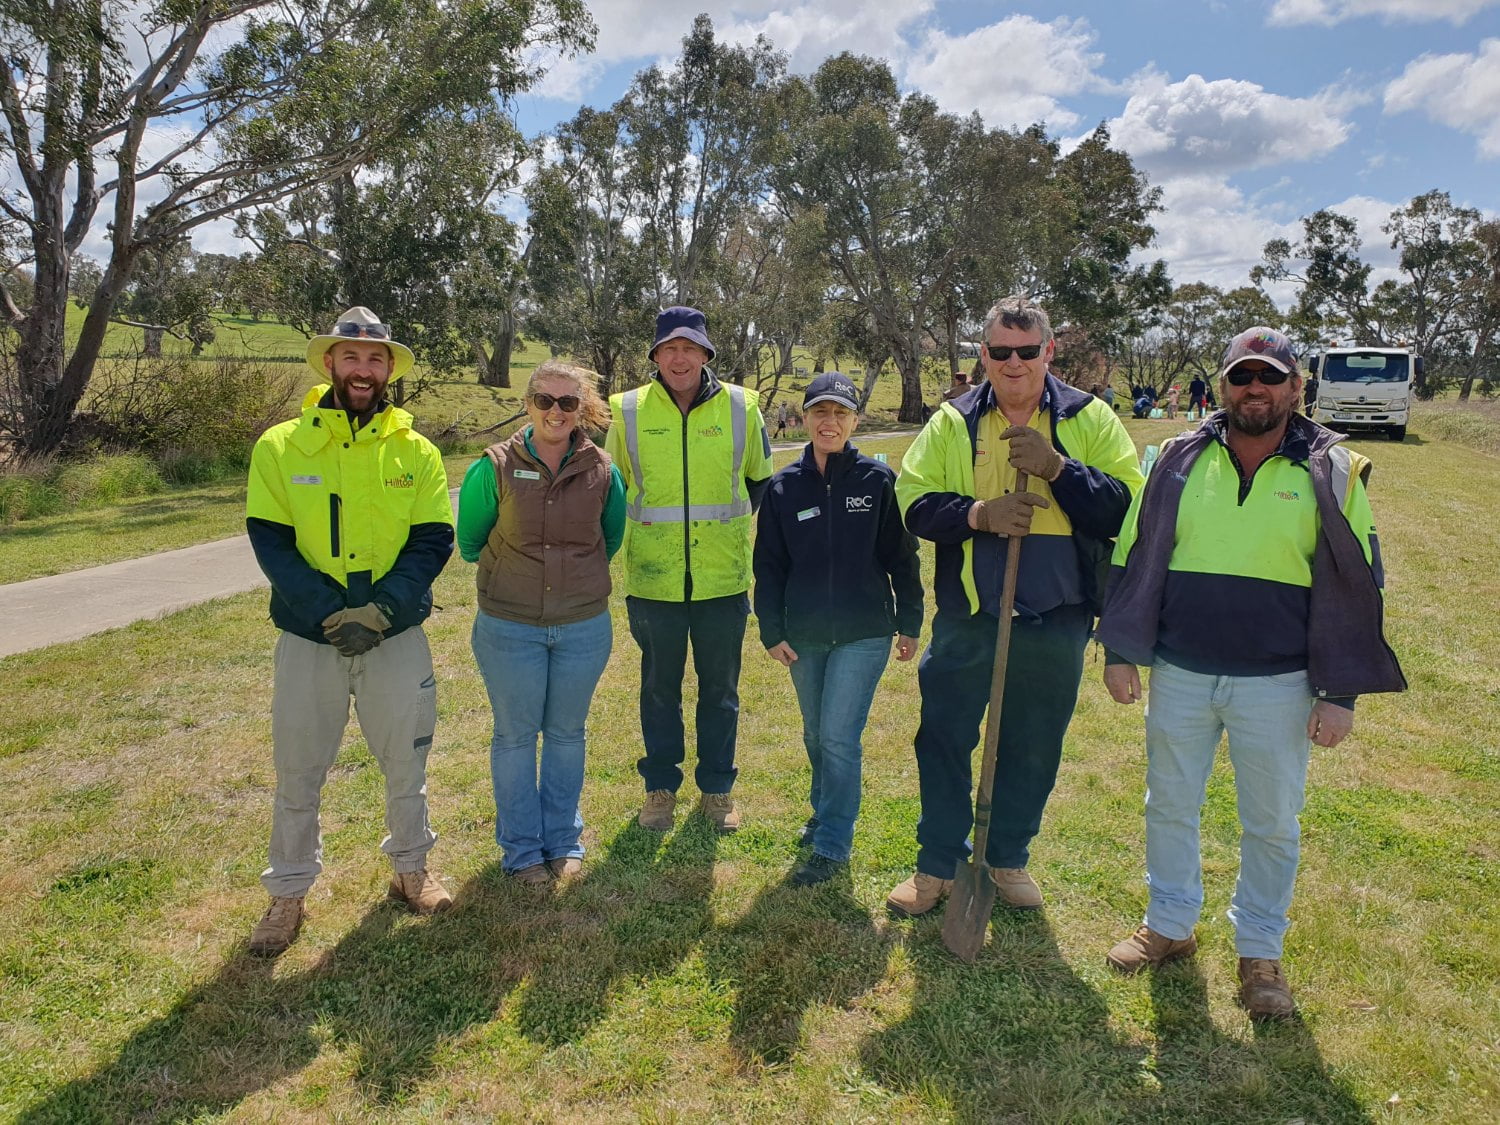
[1225,366,1291,387]
[986,343,1044,362]
[531,392,581,412]
[335,320,390,340]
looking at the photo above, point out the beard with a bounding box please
[1226,394,1293,437]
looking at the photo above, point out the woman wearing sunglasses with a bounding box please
[457,361,626,887]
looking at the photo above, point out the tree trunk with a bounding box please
[857,356,883,412]
[894,333,925,424]
[143,326,164,357]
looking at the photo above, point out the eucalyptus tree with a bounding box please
[0,0,592,454]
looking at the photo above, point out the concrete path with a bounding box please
[0,428,918,660]
[0,535,269,659]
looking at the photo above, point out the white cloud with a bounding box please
[1146,175,1302,291]
[1110,73,1360,178]
[1384,38,1500,157]
[902,16,1108,131]
[1268,0,1500,25]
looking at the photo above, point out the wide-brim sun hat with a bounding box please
[306,306,416,381]
[649,305,716,362]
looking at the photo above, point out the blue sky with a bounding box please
[508,0,1500,299]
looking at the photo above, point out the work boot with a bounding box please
[388,869,453,915]
[248,895,305,957]
[699,792,741,834]
[796,817,819,846]
[791,854,843,887]
[638,789,677,831]
[1106,924,1199,974]
[989,866,1044,909]
[508,863,554,889]
[545,857,582,882]
[886,872,953,918]
[1238,958,1296,1021]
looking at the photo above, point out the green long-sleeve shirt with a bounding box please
[456,427,626,563]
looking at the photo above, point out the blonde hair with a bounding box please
[528,360,610,431]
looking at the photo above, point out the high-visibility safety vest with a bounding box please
[606,377,770,601]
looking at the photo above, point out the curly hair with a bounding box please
[527,360,611,431]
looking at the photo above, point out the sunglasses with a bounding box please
[1225,366,1292,387]
[335,320,390,340]
[986,344,1044,362]
[531,392,581,412]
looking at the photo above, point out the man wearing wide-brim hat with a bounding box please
[604,306,773,834]
[243,306,455,956]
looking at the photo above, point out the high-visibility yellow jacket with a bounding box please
[605,372,771,602]
[246,385,454,641]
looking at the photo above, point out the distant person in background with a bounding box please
[942,369,972,402]
[1166,384,1180,419]
[459,360,625,888]
[755,373,923,886]
[1103,382,1117,411]
[244,306,455,957]
[1188,375,1208,415]
[775,398,792,438]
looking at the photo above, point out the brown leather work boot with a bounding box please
[1238,957,1296,1020]
[989,866,1044,909]
[638,789,677,831]
[545,857,582,882]
[1107,924,1199,974]
[699,792,741,833]
[248,895,305,957]
[388,869,453,915]
[885,872,953,918]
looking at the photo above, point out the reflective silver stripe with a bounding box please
[621,382,754,524]
[1328,443,1352,508]
[620,388,650,522]
[632,501,751,524]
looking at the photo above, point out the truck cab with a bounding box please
[1307,347,1421,442]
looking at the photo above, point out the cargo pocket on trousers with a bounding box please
[413,673,437,761]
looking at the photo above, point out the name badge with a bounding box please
[291,475,322,485]
[513,469,541,480]
[797,506,820,521]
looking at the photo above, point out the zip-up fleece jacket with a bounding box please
[896,375,1142,620]
[753,443,924,649]
[474,429,614,626]
[246,385,454,643]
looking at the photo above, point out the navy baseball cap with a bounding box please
[802,372,859,411]
[649,306,715,362]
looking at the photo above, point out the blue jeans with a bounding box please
[471,610,612,873]
[1141,659,1315,959]
[912,604,1090,878]
[787,636,891,862]
[626,594,748,795]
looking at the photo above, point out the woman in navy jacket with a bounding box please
[754,373,923,885]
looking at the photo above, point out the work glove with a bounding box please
[1001,425,1065,482]
[322,603,391,657]
[972,492,1049,538]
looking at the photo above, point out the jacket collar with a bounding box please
[289,383,413,454]
[651,365,722,410]
[793,441,858,477]
[1206,409,1337,467]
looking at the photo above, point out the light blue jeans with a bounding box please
[787,635,891,862]
[1141,659,1316,959]
[471,610,612,873]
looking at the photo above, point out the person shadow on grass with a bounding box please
[18,867,551,1121]
[859,907,1146,1120]
[1148,961,1370,1122]
[512,814,718,1046]
[698,860,893,1068]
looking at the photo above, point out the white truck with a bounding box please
[1307,346,1422,442]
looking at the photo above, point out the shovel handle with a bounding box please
[970,470,1027,865]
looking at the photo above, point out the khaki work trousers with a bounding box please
[261,628,439,898]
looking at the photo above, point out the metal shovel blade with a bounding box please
[942,859,996,963]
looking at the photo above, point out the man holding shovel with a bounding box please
[888,296,1142,920]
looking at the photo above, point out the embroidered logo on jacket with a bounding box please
[385,472,415,489]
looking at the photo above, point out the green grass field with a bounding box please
[0,418,1496,1121]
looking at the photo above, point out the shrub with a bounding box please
[0,452,166,523]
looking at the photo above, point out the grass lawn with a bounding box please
[0,421,1496,1122]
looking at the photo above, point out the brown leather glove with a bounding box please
[971,492,1049,537]
[1001,425,1065,482]
[321,603,392,656]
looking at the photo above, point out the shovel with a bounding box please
[942,470,1028,963]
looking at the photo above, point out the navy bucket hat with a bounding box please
[649,306,716,362]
